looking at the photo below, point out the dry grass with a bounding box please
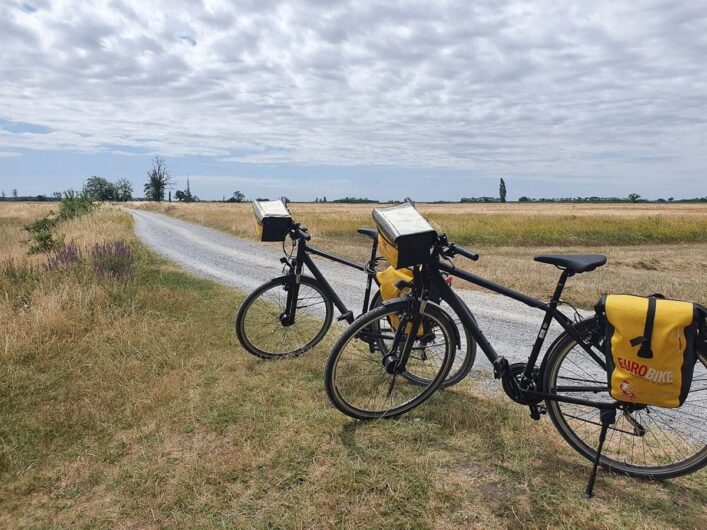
[0,202,56,261]
[1,204,705,528]
[131,202,707,308]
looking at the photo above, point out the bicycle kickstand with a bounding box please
[582,407,616,499]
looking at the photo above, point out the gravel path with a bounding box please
[129,208,591,374]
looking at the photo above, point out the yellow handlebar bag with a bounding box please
[597,294,700,408]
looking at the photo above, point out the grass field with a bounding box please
[131,201,707,308]
[2,203,706,528]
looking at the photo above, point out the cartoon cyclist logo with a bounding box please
[619,380,636,401]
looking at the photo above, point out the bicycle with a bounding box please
[235,218,477,386]
[324,232,707,496]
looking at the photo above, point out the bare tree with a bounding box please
[144,156,172,201]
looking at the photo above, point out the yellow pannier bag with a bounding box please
[596,294,700,408]
[376,266,423,337]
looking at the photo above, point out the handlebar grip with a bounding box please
[298,229,311,241]
[452,244,479,261]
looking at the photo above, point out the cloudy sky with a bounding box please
[1,0,705,200]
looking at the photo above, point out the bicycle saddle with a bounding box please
[534,254,607,274]
[357,227,378,239]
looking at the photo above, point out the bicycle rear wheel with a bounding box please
[235,275,333,359]
[324,300,455,420]
[544,316,707,479]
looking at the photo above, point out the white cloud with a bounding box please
[0,0,706,186]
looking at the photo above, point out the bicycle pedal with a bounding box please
[528,405,541,421]
[337,311,354,322]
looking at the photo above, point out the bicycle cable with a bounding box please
[559,298,584,323]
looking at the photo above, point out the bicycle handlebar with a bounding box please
[288,221,311,241]
[447,243,480,262]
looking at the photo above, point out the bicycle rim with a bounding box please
[236,276,332,359]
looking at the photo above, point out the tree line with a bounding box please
[3,164,705,203]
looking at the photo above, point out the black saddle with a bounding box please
[534,254,607,274]
[357,227,378,239]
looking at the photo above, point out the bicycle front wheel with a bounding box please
[544,316,707,479]
[370,292,477,388]
[324,300,456,420]
[235,275,333,359]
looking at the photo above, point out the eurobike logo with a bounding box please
[616,357,674,384]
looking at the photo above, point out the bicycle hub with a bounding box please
[382,354,399,374]
[279,312,294,326]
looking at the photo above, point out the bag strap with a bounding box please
[697,303,707,356]
[630,296,657,359]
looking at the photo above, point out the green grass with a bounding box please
[1,207,705,528]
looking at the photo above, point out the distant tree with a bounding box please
[144,156,172,201]
[231,190,245,203]
[52,192,62,200]
[499,178,507,203]
[628,192,641,203]
[175,189,198,202]
[332,196,376,203]
[114,179,133,201]
[83,176,117,201]
[518,196,530,202]
[1,190,5,199]
[668,197,674,202]
[323,196,327,203]
[12,189,18,199]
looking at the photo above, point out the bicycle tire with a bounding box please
[543,316,707,479]
[235,275,333,359]
[370,292,476,388]
[324,300,456,420]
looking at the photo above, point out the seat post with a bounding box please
[551,269,571,304]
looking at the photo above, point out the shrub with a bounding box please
[92,241,134,279]
[23,216,63,254]
[58,191,95,221]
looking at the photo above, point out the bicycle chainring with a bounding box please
[502,362,542,405]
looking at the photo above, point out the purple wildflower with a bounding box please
[92,241,134,279]
[45,242,82,271]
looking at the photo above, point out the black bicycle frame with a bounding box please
[426,258,614,410]
[285,233,379,325]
